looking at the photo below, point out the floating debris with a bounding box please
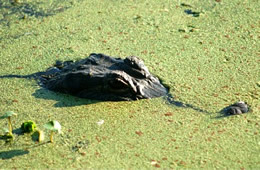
[96,120,104,126]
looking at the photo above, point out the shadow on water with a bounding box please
[12,128,24,136]
[0,72,211,113]
[0,149,29,159]
[0,73,100,107]
[0,72,45,79]
[214,107,233,119]
[32,88,99,107]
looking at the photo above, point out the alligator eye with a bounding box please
[109,79,128,90]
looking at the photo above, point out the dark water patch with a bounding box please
[184,9,201,17]
[0,0,81,26]
[180,1,217,17]
[178,25,197,33]
[180,3,193,8]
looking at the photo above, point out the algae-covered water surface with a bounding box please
[0,0,259,169]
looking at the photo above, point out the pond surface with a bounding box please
[0,0,259,169]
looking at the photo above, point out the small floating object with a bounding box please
[224,101,249,115]
[96,119,104,126]
[21,120,37,133]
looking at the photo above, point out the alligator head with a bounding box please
[41,53,168,101]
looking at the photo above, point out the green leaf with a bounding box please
[0,111,17,119]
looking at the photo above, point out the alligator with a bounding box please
[0,53,215,114]
[40,53,168,101]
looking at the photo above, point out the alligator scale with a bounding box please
[41,53,168,101]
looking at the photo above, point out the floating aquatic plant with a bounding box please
[0,111,17,135]
[44,120,61,143]
[21,120,37,133]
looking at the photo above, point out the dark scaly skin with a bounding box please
[41,53,168,101]
[227,101,249,115]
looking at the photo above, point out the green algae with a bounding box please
[0,0,259,169]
